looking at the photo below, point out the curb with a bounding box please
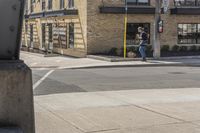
[87,55,200,62]
[29,62,200,70]
[87,55,140,62]
[21,51,59,58]
[0,127,23,133]
[70,63,191,69]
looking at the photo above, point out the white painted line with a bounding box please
[33,70,55,90]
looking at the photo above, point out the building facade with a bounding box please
[22,0,87,57]
[22,0,200,57]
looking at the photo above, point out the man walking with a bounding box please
[137,27,148,61]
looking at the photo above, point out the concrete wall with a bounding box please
[0,61,35,133]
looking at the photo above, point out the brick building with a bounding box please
[22,0,200,57]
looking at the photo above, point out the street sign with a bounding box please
[0,0,25,60]
[158,20,164,33]
[162,0,169,13]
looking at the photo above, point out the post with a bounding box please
[0,0,35,133]
[153,0,161,59]
[123,0,128,58]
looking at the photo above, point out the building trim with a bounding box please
[171,7,200,15]
[99,6,156,14]
[25,9,78,19]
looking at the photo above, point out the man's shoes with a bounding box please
[142,58,147,62]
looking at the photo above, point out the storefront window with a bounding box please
[53,23,67,49]
[174,0,200,6]
[41,23,46,48]
[127,0,150,5]
[48,0,53,10]
[30,24,34,48]
[48,24,53,43]
[126,23,150,45]
[30,24,33,42]
[68,0,74,8]
[42,0,46,11]
[60,0,65,9]
[178,24,200,44]
[69,23,75,48]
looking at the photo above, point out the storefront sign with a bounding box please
[53,27,66,35]
[53,26,67,48]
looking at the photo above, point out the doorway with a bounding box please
[41,23,46,49]
[69,22,74,48]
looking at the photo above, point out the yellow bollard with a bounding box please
[123,14,127,58]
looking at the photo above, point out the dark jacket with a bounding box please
[139,32,148,46]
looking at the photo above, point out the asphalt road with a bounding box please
[33,66,200,96]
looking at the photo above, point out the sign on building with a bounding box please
[162,0,169,13]
[53,25,67,48]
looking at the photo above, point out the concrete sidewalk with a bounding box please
[20,51,200,70]
[34,88,200,133]
[87,55,200,62]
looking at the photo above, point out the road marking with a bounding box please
[33,70,55,90]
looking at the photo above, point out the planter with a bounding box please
[161,51,200,57]
[127,51,137,58]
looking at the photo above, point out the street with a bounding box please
[33,66,200,96]
[2,0,200,132]
[21,52,200,133]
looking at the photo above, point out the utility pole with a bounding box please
[153,0,162,59]
[0,0,35,133]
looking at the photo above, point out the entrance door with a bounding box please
[48,23,53,50]
[41,23,46,49]
[30,24,34,48]
[69,22,74,48]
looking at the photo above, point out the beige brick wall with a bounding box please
[153,0,200,47]
[87,0,155,54]
[87,0,200,55]
[29,0,63,13]
[24,0,200,56]
[74,0,87,48]
[23,0,88,57]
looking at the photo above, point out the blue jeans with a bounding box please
[139,45,146,59]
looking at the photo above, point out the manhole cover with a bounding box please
[169,72,186,75]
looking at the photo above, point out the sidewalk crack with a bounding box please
[85,128,120,133]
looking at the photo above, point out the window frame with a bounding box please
[48,0,53,10]
[127,0,150,6]
[177,23,200,45]
[60,0,65,9]
[174,0,200,7]
[30,0,35,13]
[48,23,53,43]
[68,0,74,8]
[69,22,75,48]
[41,23,46,48]
[30,24,33,43]
[41,0,46,11]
